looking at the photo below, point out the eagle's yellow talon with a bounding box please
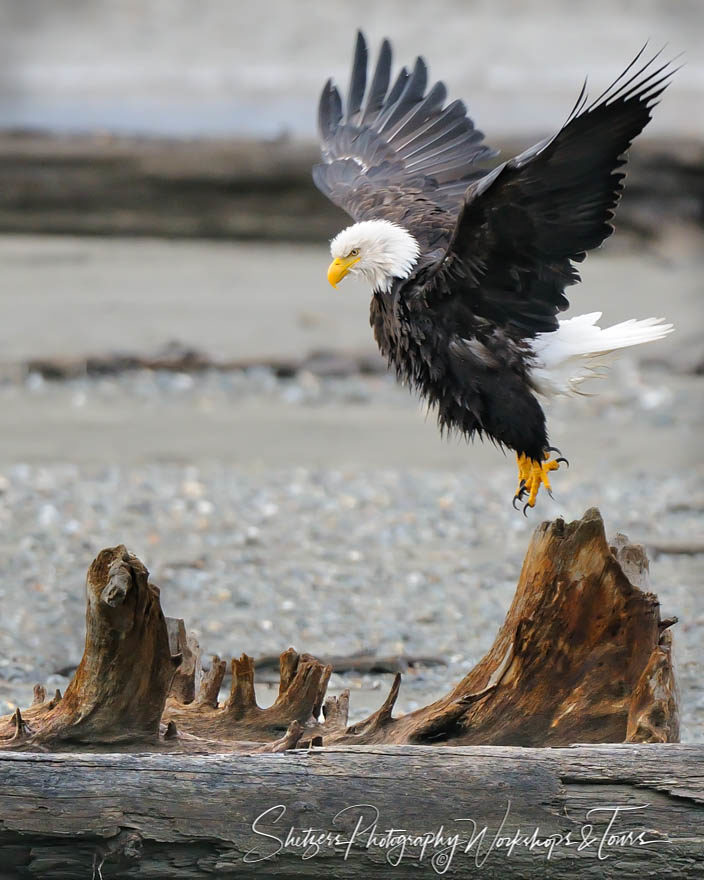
[515,451,563,511]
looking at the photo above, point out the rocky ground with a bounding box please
[0,234,702,741]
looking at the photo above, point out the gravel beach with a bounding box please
[1,368,702,740]
[0,235,702,741]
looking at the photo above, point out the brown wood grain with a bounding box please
[0,743,701,878]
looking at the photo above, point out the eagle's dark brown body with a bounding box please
[370,271,547,459]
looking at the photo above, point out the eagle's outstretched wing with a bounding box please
[425,47,678,335]
[313,31,496,237]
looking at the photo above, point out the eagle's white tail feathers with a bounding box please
[530,312,674,397]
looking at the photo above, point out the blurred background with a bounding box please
[0,1,702,738]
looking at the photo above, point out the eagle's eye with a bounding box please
[349,248,360,257]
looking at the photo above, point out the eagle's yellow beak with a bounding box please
[327,255,360,288]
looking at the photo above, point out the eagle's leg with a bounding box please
[514,451,567,512]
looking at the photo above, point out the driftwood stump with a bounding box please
[0,509,679,751]
[0,546,302,754]
[326,508,679,747]
[0,547,176,747]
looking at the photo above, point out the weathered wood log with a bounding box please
[0,509,680,751]
[0,744,701,879]
[253,650,445,675]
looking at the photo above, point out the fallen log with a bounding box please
[0,131,701,242]
[0,744,701,879]
[0,508,680,750]
[252,650,446,675]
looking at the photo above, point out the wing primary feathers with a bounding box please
[413,157,484,180]
[395,99,469,153]
[514,51,678,171]
[384,80,447,142]
[362,38,392,123]
[405,128,486,168]
[586,47,672,111]
[318,79,342,142]
[346,30,368,123]
[564,78,589,126]
[432,44,677,335]
[402,121,474,164]
[313,34,498,220]
[385,66,410,108]
[608,58,671,104]
[585,42,651,111]
[611,61,679,107]
[377,56,428,134]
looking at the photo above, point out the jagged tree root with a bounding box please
[0,509,679,752]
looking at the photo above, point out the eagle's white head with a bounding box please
[327,219,420,293]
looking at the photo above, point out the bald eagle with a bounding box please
[313,33,675,511]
